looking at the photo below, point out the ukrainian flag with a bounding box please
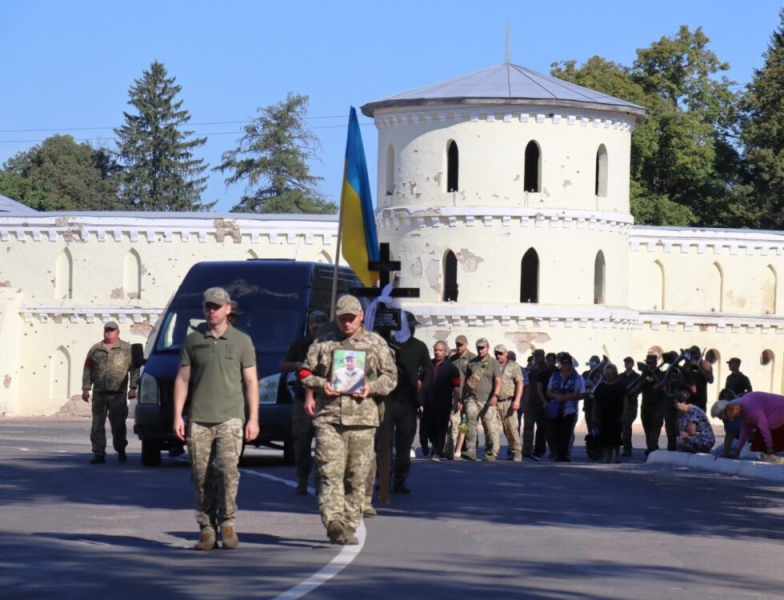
[340,107,379,286]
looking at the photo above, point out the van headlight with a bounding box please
[138,372,159,404]
[259,373,281,405]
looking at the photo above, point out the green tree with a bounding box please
[114,61,211,211]
[216,92,335,214]
[740,9,784,229]
[0,134,123,211]
[552,27,745,227]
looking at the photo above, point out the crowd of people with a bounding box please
[78,289,784,550]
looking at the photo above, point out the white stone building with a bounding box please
[2,60,783,416]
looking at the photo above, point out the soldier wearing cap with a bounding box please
[461,337,502,461]
[82,320,139,464]
[619,357,640,456]
[494,344,524,461]
[281,310,329,493]
[522,348,547,459]
[300,295,397,545]
[173,287,259,551]
[446,334,475,458]
[725,357,752,397]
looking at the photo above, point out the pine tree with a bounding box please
[114,61,211,211]
[740,10,784,229]
[215,92,335,214]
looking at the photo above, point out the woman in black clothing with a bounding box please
[591,363,628,463]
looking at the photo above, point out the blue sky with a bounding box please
[0,0,780,213]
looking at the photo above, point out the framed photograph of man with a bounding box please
[331,349,366,394]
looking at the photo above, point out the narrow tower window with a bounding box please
[443,250,458,302]
[524,141,541,193]
[595,144,608,197]
[594,251,606,305]
[385,144,395,196]
[520,248,539,303]
[447,141,459,192]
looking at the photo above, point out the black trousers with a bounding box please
[552,413,577,460]
[640,404,663,453]
[420,403,451,457]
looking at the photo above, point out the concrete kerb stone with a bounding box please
[647,450,784,483]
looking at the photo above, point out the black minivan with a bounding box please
[133,259,362,466]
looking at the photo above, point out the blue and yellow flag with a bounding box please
[340,107,379,286]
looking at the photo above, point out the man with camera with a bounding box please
[684,345,714,412]
[631,354,666,455]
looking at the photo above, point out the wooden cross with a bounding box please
[351,243,419,504]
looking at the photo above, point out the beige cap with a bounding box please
[494,344,507,353]
[203,287,231,305]
[335,295,362,316]
[476,337,489,348]
[104,321,119,330]
[455,335,468,345]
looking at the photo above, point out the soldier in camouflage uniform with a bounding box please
[280,310,329,494]
[301,295,397,546]
[446,334,475,458]
[82,321,139,464]
[172,287,259,551]
[493,344,524,461]
[462,338,502,461]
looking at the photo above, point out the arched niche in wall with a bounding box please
[316,249,333,264]
[124,249,142,299]
[447,140,459,193]
[50,346,71,400]
[55,249,73,300]
[524,140,541,193]
[245,249,258,260]
[443,250,458,302]
[708,262,724,313]
[650,260,665,310]
[595,144,608,197]
[763,264,777,315]
[594,251,606,305]
[385,144,395,196]
[520,248,539,303]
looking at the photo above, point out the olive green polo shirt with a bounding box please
[180,324,256,423]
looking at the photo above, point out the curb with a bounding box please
[647,449,784,483]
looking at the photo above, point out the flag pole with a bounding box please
[330,209,344,321]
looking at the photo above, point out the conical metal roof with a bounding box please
[362,63,646,120]
[0,194,36,213]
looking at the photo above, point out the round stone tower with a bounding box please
[361,62,647,360]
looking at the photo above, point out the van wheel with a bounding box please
[141,441,162,466]
[283,438,295,465]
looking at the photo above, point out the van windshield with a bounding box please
[155,308,301,354]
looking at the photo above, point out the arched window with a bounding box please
[652,260,665,310]
[524,141,541,193]
[447,141,459,192]
[124,249,141,299]
[443,250,458,302]
[763,265,777,315]
[316,250,332,264]
[245,249,258,260]
[520,248,539,303]
[385,144,395,196]
[709,262,724,313]
[50,346,71,400]
[595,144,608,197]
[594,251,606,305]
[55,249,73,300]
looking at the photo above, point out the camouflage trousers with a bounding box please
[187,419,243,530]
[465,397,500,458]
[292,399,315,482]
[90,390,128,456]
[315,422,375,533]
[495,399,522,456]
[445,409,463,457]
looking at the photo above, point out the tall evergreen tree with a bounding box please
[114,61,211,211]
[0,134,123,211]
[215,92,335,214]
[740,10,784,229]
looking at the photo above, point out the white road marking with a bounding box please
[242,469,367,600]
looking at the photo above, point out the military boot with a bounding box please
[327,521,344,544]
[194,527,217,551]
[221,525,239,549]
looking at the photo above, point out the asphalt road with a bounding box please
[1,418,783,600]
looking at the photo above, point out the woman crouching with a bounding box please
[674,393,715,453]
